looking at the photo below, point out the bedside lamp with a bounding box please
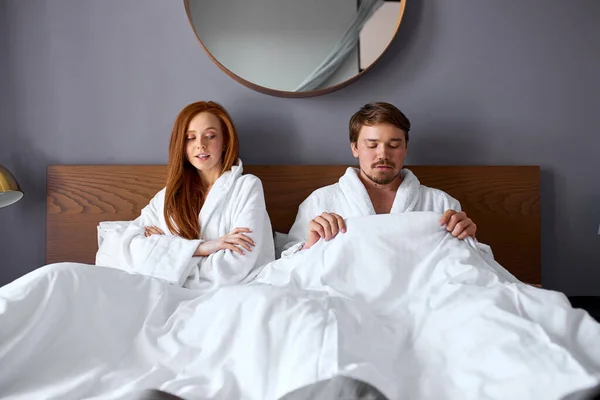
[0,165,24,208]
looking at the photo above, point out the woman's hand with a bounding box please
[194,227,256,257]
[144,226,165,237]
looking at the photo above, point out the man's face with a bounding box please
[351,123,407,185]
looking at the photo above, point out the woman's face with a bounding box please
[185,112,225,176]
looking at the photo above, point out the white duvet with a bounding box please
[1,212,599,400]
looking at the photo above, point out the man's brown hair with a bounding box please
[349,102,411,144]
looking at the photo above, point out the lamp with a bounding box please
[0,165,24,208]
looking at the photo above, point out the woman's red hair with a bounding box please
[164,101,239,239]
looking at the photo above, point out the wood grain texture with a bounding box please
[46,165,540,284]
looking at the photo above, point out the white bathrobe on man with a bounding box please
[117,160,275,291]
[282,167,493,258]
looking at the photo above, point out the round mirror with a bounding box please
[184,0,406,97]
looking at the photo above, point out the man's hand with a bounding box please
[439,210,476,240]
[303,212,346,250]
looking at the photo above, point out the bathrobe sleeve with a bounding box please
[280,193,322,257]
[117,189,202,286]
[192,176,275,290]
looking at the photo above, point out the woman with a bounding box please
[117,101,275,290]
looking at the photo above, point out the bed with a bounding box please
[3,164,600,400]
[46,164,541,286]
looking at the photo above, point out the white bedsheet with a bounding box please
[1,212,599,400]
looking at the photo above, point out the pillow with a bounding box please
[96,221,132,267]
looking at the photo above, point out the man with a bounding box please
[282,102,481,257]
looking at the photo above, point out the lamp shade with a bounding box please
[0,165,24,208]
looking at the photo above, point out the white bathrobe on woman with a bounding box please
[282,167,493,258]
[117,159,275,291]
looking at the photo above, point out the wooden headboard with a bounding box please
[46,165,541,284]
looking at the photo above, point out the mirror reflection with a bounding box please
[186,0,405,94]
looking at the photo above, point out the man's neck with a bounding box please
[357,169,402,214]
[358,169,403,193]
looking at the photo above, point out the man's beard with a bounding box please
[363,161,398,185]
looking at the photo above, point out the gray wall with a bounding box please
[0,1,8,153]
[1,0,599,296]
[1,0,21,282]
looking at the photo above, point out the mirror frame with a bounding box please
[183,0,407,98]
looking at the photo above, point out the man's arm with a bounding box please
[281,197,315,257]
[280,194,346,256]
